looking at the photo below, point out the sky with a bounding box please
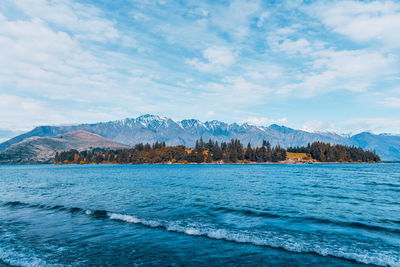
[1,0,400,142]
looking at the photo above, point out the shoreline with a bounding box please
[50,159,382,165]
[1,160,390,165]
[0,161,381,165]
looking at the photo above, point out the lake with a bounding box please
[0,164,399,266]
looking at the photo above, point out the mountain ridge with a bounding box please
[0,130,129,163]
[1,114,399,160]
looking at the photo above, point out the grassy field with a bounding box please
[286,152,310,160]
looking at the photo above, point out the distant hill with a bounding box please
[350,132,400,161]
[1,114,399,161]
[0,130,128,163]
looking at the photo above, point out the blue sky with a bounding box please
[0,0,400,141]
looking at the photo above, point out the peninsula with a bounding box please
[54,138,380,164]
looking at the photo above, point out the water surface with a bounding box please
[0,164,399,266]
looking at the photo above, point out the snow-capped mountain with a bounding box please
[1,114,399,160]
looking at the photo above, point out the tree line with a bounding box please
[54,138,286,164]
[54,138,380,164]
[287,142,380,162]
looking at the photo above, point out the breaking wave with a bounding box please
[107,212,400,267]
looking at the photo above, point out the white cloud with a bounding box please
[280,49,395,97]
[133,12,150,21]
[257,11,269,27]
[241,117,287,126]
[218,76,262,95]
[0,2,182,126]
[211,0,261,40]
[195,75,271,109]
[156,16,217,50]
[0,94,70,130]
[301,120,338,133]
[380,97,400,108]
[301,118,400,134]
[267,24,322,57]
[0,94,140,131]
[0,15,119,101]
[266,11,398,97]
[243,60,283,80]
[0,8,156,106]
[276,38,312,56]
[188,7,209,18]
[343,118,400,134]
[310,1,400,48]
[13,0,120,42]
[186,46,236,72]
[206,110,215,117]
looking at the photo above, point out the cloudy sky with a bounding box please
[1,0,400,141]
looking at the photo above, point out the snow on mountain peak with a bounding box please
[135,114,169,128]
[178,119,205,129]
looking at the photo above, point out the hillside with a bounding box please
[350,132,400,161]
[1,114,399,161]
[0,130,129,163]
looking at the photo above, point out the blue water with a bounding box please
[0,164,399,266]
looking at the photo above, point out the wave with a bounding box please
[294,216,400,234]
[2,200,400,266]
[0,246,50,267]
[107,211,400,267]
[211,205,400,235]
[1,201,81,215]
[0,228,55,267]
[7,200,398,235]
[0,246,49,267]
[367,181,400,188]
[211,206,282,219]
[108,213,162,228]
[3,200,400,234]
[2,201,29,208]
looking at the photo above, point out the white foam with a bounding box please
[184,228,201,236]
[108,213,161,227]
[101,212,400,267]
[0,247,45,267]
[109,213,140,223]
[0,232,56,267]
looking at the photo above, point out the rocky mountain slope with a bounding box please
[1,114,399,161]
[0,130,128,163]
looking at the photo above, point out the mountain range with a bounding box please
[1,114,399,161]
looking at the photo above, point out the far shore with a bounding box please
[49,161,385,165]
